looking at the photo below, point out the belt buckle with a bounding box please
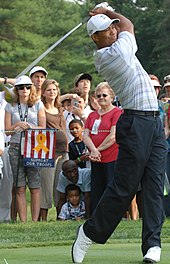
[153,111,157,117]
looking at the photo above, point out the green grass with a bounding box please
[0,200,170,263]
[0,218,170,248]
[0,243,170,264]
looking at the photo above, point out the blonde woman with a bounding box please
[5,75,46,222]
[40,79,68,220]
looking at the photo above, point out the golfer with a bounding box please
[72,3,167,264]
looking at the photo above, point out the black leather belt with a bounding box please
[124,109,160,117]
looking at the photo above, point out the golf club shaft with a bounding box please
[16,16,90,78]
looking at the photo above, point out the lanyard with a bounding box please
[66,112,75,120]
[18,102,28,122]
[75,144,82,156]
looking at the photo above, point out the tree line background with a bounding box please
[0,0,169,93]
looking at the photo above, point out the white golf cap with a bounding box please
[15,75,33,86]
[164,81,170,88]
[164,74,170,82]
[151,79,161,87]
[87,14,120,36]
[29,66,48,77]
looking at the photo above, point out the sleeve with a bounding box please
[111,108,122,126]
[84,114,91,129]
[111,31,138,66]
[58,203,68,220]
[82,169,91,192]
[0,130,4,151]
[36,100,44,110]
[56,172,67,193]
[5,103,12,113]
[69,142,77,160]
[84,111,97,130]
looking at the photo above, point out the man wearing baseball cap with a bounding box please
[74,73,92,116]
[72,2,166,264]
[29,66,48,98]
[0,65,48,98]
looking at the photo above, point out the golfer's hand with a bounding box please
[89,7,107,17]
[89,2,114,16]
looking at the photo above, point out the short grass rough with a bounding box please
[0,201,170,264]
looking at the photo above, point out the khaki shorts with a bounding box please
[40,167,55,209]
[8,143,40,188]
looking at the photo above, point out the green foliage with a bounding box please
[0,0,169,91]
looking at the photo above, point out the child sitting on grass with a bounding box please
[69,119,90,168]
[58,184,85,220]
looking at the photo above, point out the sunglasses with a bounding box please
[96,93,108,98]
[16,85,31,90]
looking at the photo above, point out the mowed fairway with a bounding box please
[0,243,170,264]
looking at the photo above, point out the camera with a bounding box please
[73,99,79,107]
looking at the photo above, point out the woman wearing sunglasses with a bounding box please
[5,75,46,222]
[83,82,122,213]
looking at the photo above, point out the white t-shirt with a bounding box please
[57,168,91,193]
[5,100,44,143]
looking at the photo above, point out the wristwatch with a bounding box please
[4,77,8,84]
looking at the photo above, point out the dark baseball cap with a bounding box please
[74,73,92,87]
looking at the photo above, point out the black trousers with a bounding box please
[84,113,167,256]
[91,161,116,213]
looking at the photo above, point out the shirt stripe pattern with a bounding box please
[94,31,158,111]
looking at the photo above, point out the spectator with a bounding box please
[0,129,4,189]
[58,184,85,221]
[83,82,122,212]
[40,79,68,221]
[5,75,46,222]
[69,119,90,168]
[69,119,89,168]
[74,73,92,117]
[64,95,86,143]
[0,66,48,99]
[163,75,170,204]
[29,66,48,98]
[150,75,169,139]
[57,160,91,219]
[0,91,13,222]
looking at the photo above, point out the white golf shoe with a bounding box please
[143,246,161,263]
[72,225,92,263]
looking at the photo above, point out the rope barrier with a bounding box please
[1,129,112,133]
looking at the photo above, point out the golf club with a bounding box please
[3,16,89,99]
[16,16,90,78]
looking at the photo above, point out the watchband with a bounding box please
[4,77,8,84]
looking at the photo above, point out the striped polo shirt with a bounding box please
[94,31,158,111]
